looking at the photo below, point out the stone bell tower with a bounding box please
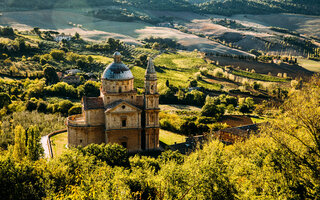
[144,58,160,150]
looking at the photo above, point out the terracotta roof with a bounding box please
[219,124,260,137]
[218,115,253,128]
[83,97,104,110]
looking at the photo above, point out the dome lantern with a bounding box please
[114,51,121,63]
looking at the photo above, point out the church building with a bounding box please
[67,52,160,151]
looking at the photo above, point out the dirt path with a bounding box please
[40,135,50,158]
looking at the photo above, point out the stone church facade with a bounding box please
[67,52,160,151]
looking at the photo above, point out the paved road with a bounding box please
[40,135,50,158]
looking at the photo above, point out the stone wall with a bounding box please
[145,79,157,94]
[145,128,159,150]
[106,111,141,130]
[145,110,160,128]
[68,126,105,147]
[101,79,134,93]
[102,92,138,106]
[85,109,105,126]
[145,94,160,109]
[106,129,142,152]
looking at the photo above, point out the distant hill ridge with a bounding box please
[1,0,320,16]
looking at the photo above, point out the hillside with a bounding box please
[2,0,320,16]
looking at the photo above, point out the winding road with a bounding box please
[40,135,50,158]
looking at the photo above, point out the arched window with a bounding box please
[121,142,127,148]
[119,87,122,93]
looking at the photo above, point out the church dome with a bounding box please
[102,52,134,80]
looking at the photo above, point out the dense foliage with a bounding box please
[1,75,320,199]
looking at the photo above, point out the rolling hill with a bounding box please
[1,0,320,16]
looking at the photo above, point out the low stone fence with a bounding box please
[47,129,67,158]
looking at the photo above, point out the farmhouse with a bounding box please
[67,52,160,151]
[54,34,72,42]
[216,123,261,145]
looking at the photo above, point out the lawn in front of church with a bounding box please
[49,129,185,157]
[50,132,68,158]
[159,129,186,145]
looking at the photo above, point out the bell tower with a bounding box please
[143,58,160,150]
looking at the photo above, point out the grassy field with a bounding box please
[90,55,113,65]
[130,66,146,88]
[250,117,267,124]
[19,34,44,42]
[159,104,201,112]
[134,47,160,55]
[50,132,68,158]
[232,69,289,82]
[159,129,186,145]
[148,52,221,90]
[298,58,320,72]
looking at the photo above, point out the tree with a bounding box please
[83,81,100,97]
[68,105,82,116]
[263,76,320,198]
[253,82,261,90]
[81,143,130,167]
[58,100,74,116]
[26,125,43,161]
[201,102,225,120]
[87,55,94,63]
[180,121,198,136]
[239,97,255,114]
[188,79,198,87]
[183,90,205,106]
[14,38,26,51]
[165,80,170,87]
[26,100,38,111]
[152,42,160,50]
[0,26,14,36]
[50,49,65,61]
[74,32,80,40]
[12,125,26,160]
[49,82,78,98]
[0,93,11,109]
[43,65,59,85]
[33,27,40,35]
[135,54,148,66]
[37,101,47,113]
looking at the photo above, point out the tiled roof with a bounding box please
[219,124,260,137]
[105,100,142,112]
[105,100,124,111]
[83,97,104,110]
[218,115,253,128]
